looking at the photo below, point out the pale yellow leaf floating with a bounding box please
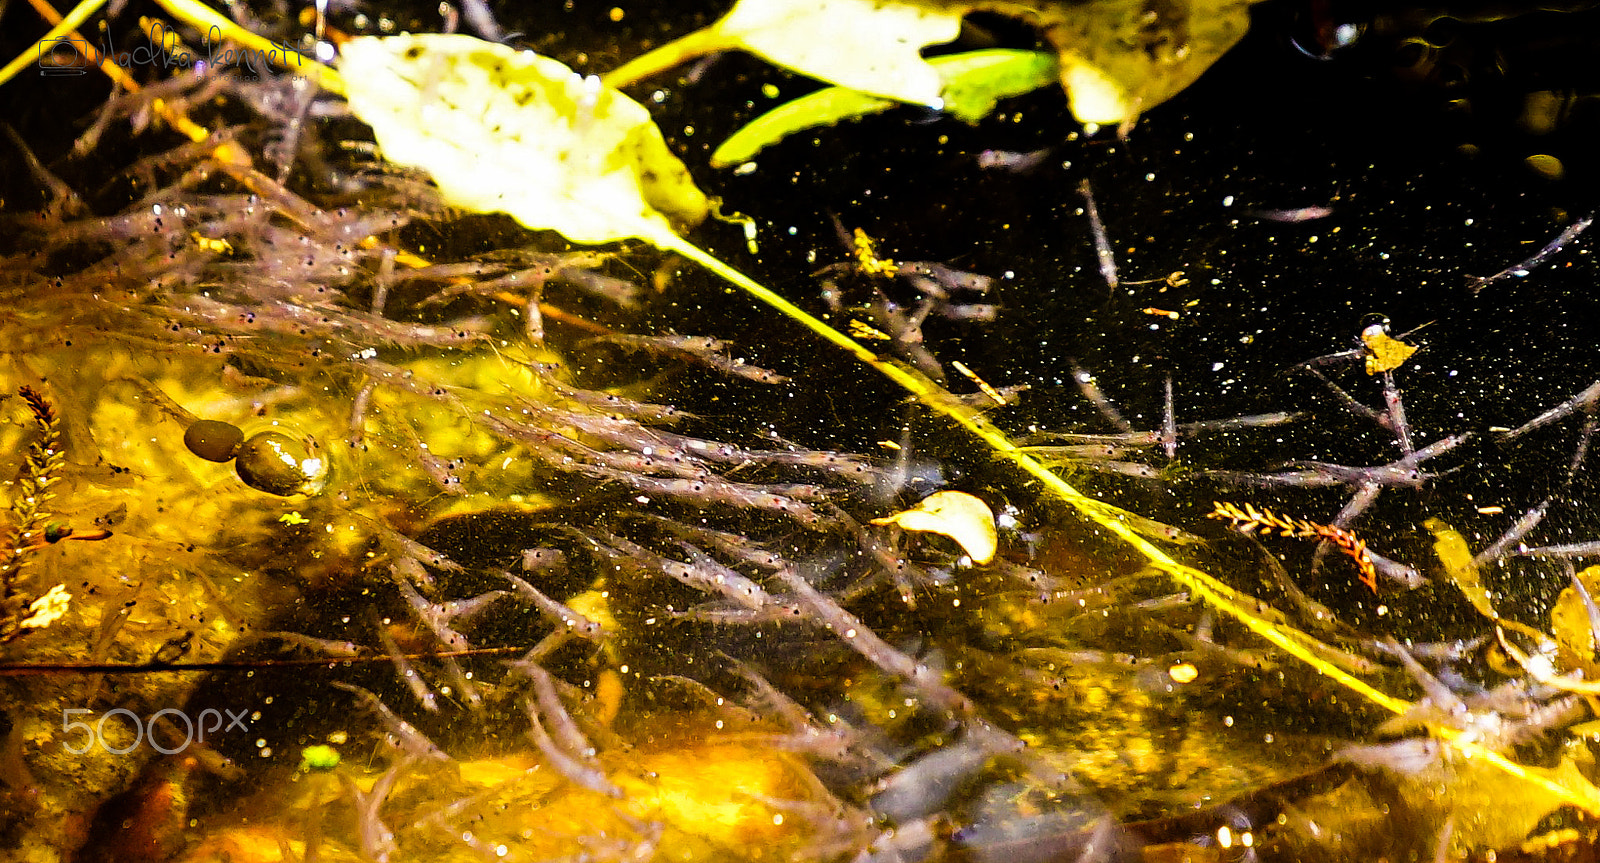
[872,490,997,564]
[340,34,707,246]
[606,0,963,107]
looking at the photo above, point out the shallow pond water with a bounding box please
[2,2,1600,862]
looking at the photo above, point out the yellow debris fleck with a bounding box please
[190,232,234,255]
[19,584,70,630]
[1361,324,1417,374]
[852,228,898,277]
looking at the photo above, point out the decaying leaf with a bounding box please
[711,49,1059,167]
[992,0,1262,124]
[339,34,707,246]
[1386,750,1600,854]
[872,490,997,564]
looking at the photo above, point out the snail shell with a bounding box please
[183,419,245,463]
[234,431,329,497]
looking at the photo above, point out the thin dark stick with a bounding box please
[0,646,525,676]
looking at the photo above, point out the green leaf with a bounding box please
[711,49,1058,168]
[340,34,707,246]
[936,50,1061,122]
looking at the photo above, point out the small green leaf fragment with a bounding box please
[300,744,340,771]
[712,88,895,168]
[934,50,1060,123]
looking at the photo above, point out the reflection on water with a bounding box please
[2,2,1600,861]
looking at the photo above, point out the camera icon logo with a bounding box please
[37,38,93,76]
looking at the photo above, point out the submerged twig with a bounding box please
[1468,210,1595,293]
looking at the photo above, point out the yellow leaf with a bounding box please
[872,490,997,564]
[1020,0,1260,125]
[339,34,707,246]
[1361,324,1418,374]
[716,0,961,105]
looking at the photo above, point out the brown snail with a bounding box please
[183,420,245,462]
[183,420,329,496]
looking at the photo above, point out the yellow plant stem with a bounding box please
[601,28,726,90]
[1441,727,1600,813]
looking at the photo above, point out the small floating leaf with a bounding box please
[872,490,997,564]
[714,89,895,170]
[18,584,71,631]
[605,0,965,106]
[936,50,1062,122]
[711,50,1059,168]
